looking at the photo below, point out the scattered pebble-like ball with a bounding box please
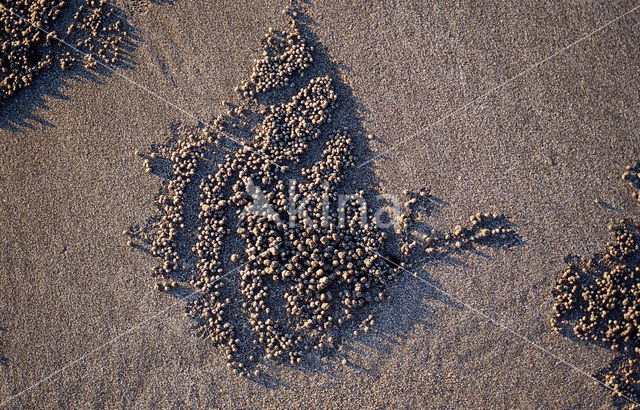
[552,218,640,403]
[0,0,128,104]
[623,162,640,208]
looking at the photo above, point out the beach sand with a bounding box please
[1,0,640,407]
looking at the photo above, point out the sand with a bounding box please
[1,0,640,407]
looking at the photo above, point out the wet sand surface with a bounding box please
[1,0,640,407]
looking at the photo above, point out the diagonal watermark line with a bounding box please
[0,261,247,407]
[357,3,640,169]
[373,252,640,406]
[0,3,283,170]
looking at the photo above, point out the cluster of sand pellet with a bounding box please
[188,130,404,372]
[0,0,128,103]
[623,162,640,208]
[0,0,65,102]
[552,166,640,405]
[602,358,640,407]
[397,189,520,261]
[237,16,312,97]
[140,8,520,377]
